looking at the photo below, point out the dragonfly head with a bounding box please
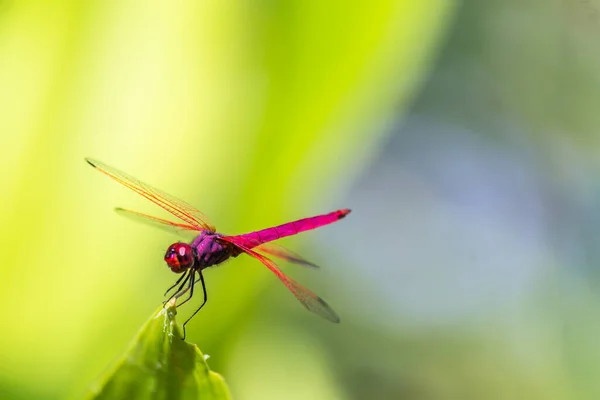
[165,242,194,273]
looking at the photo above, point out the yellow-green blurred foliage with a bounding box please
[0,1,453,399]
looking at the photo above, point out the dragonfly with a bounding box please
[86,158,349,338]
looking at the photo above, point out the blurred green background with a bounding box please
[4,0,600,399]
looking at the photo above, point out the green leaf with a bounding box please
[86,300,231,400]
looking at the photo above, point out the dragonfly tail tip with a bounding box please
[338,209,351,219]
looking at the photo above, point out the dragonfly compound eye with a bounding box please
[164,243,194,273]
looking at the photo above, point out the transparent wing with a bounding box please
[220,237,340,323]
[86,158,216,231]
[115,208,199,239]
[254,242,319,268]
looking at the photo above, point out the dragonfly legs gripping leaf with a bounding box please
[162,270,202,305]
[163,272,189,298]
[162,270,192,306]
[161,269,208,340]
[176,270,197,308]
[181,271,207,340]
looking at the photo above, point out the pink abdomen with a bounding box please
[227,209,350,248]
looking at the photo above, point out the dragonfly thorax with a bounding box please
[191,231,238,269]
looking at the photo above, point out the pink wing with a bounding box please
[254,243,319,268]
[114,208,199,239]
[220,236,340,323]
[86,158,216,232]
[226,209,351,248]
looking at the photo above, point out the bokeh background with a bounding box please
[3,0,600,399]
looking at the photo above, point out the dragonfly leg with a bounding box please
[181,272,207,340]
[163,272,188,297]
[166,273,199,304]
[175,270,196,308]
[163,270,191,306]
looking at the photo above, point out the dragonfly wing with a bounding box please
[220,237,340,323]
[115,208,199,239]
[253,243,319,269]
[86,158,216,231]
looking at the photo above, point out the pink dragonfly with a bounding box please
[86,158,349,337]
